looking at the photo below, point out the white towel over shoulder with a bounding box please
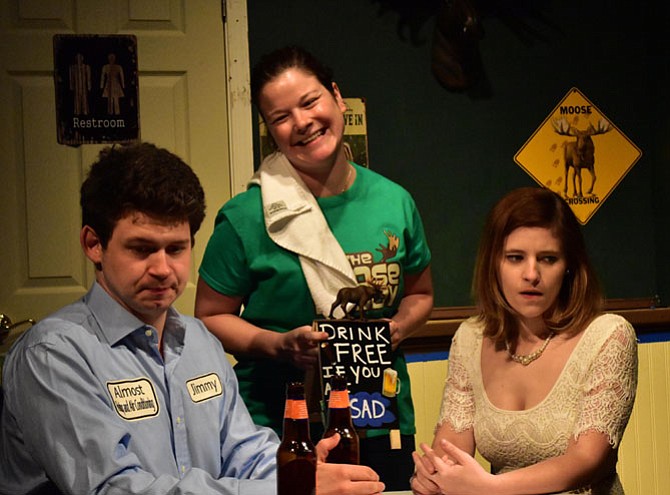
[249,152,357,318]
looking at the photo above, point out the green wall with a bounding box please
[248,0,669,307]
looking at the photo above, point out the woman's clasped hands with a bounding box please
[411,440,495,495]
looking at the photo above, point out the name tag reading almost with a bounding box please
[186,373,223,403]
[107,378,159,421]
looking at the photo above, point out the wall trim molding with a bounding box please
[402,298,670,353]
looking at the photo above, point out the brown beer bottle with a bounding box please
[323,374,360,464]
[277,382,316,495]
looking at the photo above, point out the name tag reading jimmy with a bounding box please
[186,373,223,403]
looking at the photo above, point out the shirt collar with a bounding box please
[84,282,186,350]
[84,282,153,345]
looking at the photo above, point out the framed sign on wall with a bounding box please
[54,34,140,146]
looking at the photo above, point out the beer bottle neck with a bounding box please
[282,398,312,441]
[328,407,353,424]
[282,416,312,440]
[328,389,349,408]
[327,395,354,428]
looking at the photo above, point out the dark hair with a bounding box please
[80,142,206,247]
[473,187,602,343]
[250,45,336,108]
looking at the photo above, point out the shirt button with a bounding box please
[181,465,186,474]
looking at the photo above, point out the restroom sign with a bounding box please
[514,87,641,224]
[54,34,140,146]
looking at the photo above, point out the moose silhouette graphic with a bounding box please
[552,117,612,198]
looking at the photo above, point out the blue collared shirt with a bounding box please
[0,283,278,494]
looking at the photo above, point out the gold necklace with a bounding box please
[339,164,353,194]
[505,332,554,366]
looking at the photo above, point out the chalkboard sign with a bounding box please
[314,320,399,430]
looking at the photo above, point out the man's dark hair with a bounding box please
[80,142,206,247]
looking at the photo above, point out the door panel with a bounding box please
[0,0,232,342]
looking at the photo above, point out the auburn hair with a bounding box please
[472,187,603,344]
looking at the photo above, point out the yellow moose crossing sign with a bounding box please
[514,87,642,224]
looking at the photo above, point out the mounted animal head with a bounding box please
[431,0,484,90]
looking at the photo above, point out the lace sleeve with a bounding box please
[437,323,476,433]
[573,316,638,447]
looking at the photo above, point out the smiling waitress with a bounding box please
[195,45,434,491]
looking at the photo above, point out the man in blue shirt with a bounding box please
[0,143,384,495]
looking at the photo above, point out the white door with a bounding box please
[0,0,251,355]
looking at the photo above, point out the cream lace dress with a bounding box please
[438,314,638,495]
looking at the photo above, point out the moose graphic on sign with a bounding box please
[552,117,612,198]
[514,87,642,224]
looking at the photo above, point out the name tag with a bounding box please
[186,373,223,403]
[107,378,160,421]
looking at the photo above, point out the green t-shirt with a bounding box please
[199,164,431,437]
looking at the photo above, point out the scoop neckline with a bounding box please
[477,324,589,414]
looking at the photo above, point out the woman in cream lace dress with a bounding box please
[411,187,637,495]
